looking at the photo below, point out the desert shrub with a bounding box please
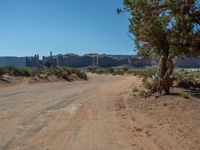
[180,92,190,99]
[56,68,87,80]
[0,66,87,81]
[88,67,128,76]
[139,91,146,97]
[131,68,157,78]
[18,68,33,77]
[106,68,114,74]
[87,67,97,73]
[142,77,153,90]
[0,66,33,77]
[114,70,125,75]
[132,86,139,96]
[174,70,200,89]
[122,66,129,72]
[70,68,87,79]
[95,70,104,74]
[37,73,48,80]
[132,86,139,93]
[0,68,4,77]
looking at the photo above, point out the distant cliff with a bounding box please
[0,54,199,68]
[175,57,200,68]
[0,57,26,68]
[42,53,145,68]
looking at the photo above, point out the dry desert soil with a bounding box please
[0,74,200,150]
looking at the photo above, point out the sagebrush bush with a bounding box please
[0,66,33,77]
[130,68,157,78]
[174,70,200,89]
[139,91,146,97]
[180,92,190,99]
[122,66,129,72]
[0,66,87,80]
[142,77,153,90]
[107,68,114,74]
[132,86,139,93]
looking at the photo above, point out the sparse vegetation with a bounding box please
[180,92,190,99]
[174,69,200,89]
[122,66,128,72]
[139,91,146,97]
[112,70,125,76]
[142,77,154,90]
[132,86,139,96]
[132,86,139,93]
[0,66,33,77]
[0,66,87,81]
[128,68,157,78]
[87,68,126,76]
[87,67,158,77]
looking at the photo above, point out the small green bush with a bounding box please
[180,92,190,99]
[0,66,33,77]
[174,69,200,88]
[122,66,129,72]
[132,86,139,93]
[139,91,146,97]
[87,67,97,73]
[130,68,157,78]
[107,68,114,74]
[142,78,153,90]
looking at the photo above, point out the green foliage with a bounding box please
[174,69,200,79]
[87,67,97,73]
[122,0,200,57]
[139,91,146,97]
[129,68,157,78]
[88,68,126,76]
[88,67,158,78]
[121,0,199,95]
[122,66,129,72]
[18,68,33,77]
[112,70,125,76]
[132,86,139,93]
[106,68,114,74]
[71,68,87,80]
[0,66,33,77]
[44,62,52,68]
[142,77,154,90]
[174,69,200,89]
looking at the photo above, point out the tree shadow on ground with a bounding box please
[168,87,200,99]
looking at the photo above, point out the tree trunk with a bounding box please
[151,55,174,95]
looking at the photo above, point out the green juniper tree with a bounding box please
[119,0,200,95]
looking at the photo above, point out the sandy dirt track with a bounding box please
[0,74,199,150]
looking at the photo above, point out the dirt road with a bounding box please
[0,74,199,150]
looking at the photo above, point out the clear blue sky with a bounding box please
[0,0,134,57]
